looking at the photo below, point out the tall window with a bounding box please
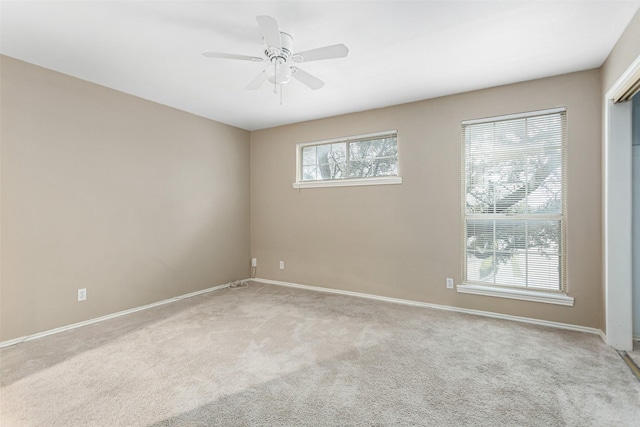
[463,108,566,292]
[296,131,398,184]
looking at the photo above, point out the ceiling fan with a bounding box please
[203,15,349,93]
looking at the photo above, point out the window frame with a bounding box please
[457,107,573,306]
[293,130,402,189]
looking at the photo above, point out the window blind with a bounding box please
[462,109,566,292]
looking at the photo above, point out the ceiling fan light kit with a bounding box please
[203,15,348,97]
[266,61,291,85]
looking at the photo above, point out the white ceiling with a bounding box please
[2,1,639,131]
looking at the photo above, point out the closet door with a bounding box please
[633,145,639,338]
[633,94,640,339]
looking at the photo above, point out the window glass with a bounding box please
[299,133,398,182]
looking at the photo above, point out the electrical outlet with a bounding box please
[78,288,87,301]
[446,278,454,289]
[251,258,257,267]
[279,261,284,270]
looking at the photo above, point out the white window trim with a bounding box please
[460,107,571,305]
[456,283,574,306]
[293,130,401,189]
[292,176,402,189]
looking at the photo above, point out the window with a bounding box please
[293,131,401,189]
[460,108,571,304]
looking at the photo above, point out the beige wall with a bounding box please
[602,9,640,95]
[251,69,602,328]
[1,56,251,341]
[3,27,621,340]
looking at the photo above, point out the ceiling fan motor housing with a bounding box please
[264,32,293,62]
[265,32,293,84]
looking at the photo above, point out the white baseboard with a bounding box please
[1,277,605,349]
[600,329,608,344]
[254,278,602,336]
[0,281,237,348]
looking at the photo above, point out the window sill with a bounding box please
[456,283,574,306]
[292,176,402,189]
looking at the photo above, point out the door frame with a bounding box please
[603,53,640,350]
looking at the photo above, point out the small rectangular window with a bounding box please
[294,131,400,189]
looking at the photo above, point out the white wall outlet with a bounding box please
[78,288,87,301]
[446,278,454,289]
[251,258,257,267]
[279,261,284,270]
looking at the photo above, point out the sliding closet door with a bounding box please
[633,94,640,340]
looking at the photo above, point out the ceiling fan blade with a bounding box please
[293,44,349,63]
[202,52,263,62]
[256,15,281,49]
[291,66,324,90]
[246,70,267,90]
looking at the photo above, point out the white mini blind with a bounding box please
[462,109,566,292]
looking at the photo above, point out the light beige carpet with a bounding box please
[1,281,639,426]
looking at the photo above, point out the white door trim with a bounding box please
[603,54,640,351]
